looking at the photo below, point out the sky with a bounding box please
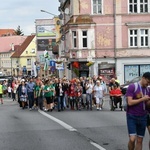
[0,0,60,35]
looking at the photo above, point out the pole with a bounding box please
[11,57,12,76]
[113,0,117,76]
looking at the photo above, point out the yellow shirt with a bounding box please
[0,85,3,94]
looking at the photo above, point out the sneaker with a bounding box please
[97,108,99,111]
[29,108,32,111]
[99,108,102,110]
[44,108,48,111]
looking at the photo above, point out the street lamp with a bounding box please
[40,10,58,17]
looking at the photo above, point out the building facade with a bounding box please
[35,18,61,77]
[0,36,27,75]
[58,0,150,84]
[11,35,37,77]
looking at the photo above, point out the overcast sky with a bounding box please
[0,0,60,35]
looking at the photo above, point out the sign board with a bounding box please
[37,25,56,37]
[55,63,64,70]
[49,60,55,67]
[87,56,93,62]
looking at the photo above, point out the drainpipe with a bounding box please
[113,0,117,76]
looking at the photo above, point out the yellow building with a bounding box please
[11,35,37,76]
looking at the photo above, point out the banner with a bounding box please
[55,63,64,70]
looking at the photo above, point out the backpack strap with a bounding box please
[134,82,138,93]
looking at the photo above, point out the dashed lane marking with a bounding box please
[38,109,106,150]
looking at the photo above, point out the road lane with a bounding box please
[0,98,149,150]
[0,100,98,150]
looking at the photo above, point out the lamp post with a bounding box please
[40,10,58,17]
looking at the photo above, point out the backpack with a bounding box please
[123,82,149,111]
[123,82,139,111]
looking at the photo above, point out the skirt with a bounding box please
[20,95,27,102]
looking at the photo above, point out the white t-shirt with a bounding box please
[94,85,104,98]
[86,83,94,94]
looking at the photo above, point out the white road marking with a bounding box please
[38,110,77,131]
[38,110,106,150]
[90,141,106,150]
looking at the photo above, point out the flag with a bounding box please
[44,61,48,71]
[31,60,37,77]
[44,50,49,58]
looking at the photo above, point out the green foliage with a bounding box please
[15,26,24,36]
[73,68,79,76]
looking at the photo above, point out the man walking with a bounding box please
[26,77,35,110]
[126,72,150,150]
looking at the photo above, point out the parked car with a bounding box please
[120,76,142,95]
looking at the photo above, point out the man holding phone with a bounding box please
[126,72,150,150]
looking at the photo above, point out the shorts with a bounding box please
[0,94,2,98]
[127,114,147,137]
[95,97,103,104]
[147,114,150,126]
[45,97,53,104]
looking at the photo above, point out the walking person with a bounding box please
[7,84,12,98]
[147,110,150,150]
[93,80,105,110]
[75,82,83,110]
[85,79,94,110]
[34,82,44,111]
[44,80,55,111]
[26,77,35,111]
[0,82,3,104]
[126,72,150,150]
[18,81,27,109]
[68,80,76,110]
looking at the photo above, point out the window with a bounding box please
[129,0,149,13]
[140,29,148,46]
[72,31,77,48]
[124,64,150,83]
[82,31,88,48]
[93,0,102,14]
[129,29,138,47]
[129,29,149,47]
[27,59,31,65]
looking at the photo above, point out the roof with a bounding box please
[0,29,16,36]
[0,36,27,53]
[11,35,35,58]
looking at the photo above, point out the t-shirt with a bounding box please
[44,85,54,97]
[110,88,122,96]
[94,85,104,98]
[126,83,150,116]
[0,85,3,94]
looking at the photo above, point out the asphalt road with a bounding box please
[0,97,149,150]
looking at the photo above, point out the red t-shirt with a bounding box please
[110,88,122,96]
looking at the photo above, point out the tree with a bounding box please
[15,26,24,36]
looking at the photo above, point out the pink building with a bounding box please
[59,0,150,84]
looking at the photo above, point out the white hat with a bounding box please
[21,79,25,82]
[96,80,100,83]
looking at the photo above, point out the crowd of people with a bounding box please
[0,75,117,111]
[1,72,150,149]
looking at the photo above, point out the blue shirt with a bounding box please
[26,82,35,93]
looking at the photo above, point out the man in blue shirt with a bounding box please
[26,77,35,110]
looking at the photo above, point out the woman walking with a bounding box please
[93,80,105,110]
[18,81,27,109]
